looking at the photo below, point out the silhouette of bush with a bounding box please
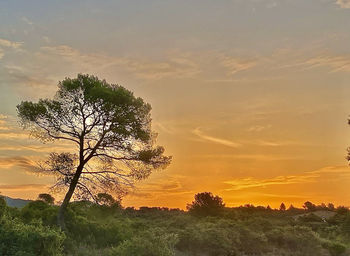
[187,192,225,217]
[38,193,55,205]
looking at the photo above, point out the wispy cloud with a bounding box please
[220,56,257,75]
[0,183,48,191]
[0,156,36,171]
[0,38,23,49]
[40,45,201,80]
[224,174,317,191]
[255,140,298,147]
[128,175,193,200]
[303,55,350,73]
[0,38,23,60]
[247,125,272,132]
[224,165,350,191]
[192,127,241,148]
[21,16,34,26]
[194,153,299,161]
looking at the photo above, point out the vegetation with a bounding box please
[0,193,350,256]
[6,74,349,255]
[17,74,171,229]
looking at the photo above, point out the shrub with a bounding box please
[0,218,65,256]
[109,228,178,256]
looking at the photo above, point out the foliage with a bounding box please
[96,193,120,207]
[303,201,317,211]
[1,192,350,255]
[17,74,171,228]
[109,228,178,256]
[280,202,286,211]
[38,193,55,205]
[187,192,225,217]
[0,196,7,218]
[0,204,65,256]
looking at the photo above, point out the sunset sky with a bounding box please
[1,0,350,209]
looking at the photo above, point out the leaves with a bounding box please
[17,74,171,202]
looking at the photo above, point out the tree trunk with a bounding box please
[57,165,83,230]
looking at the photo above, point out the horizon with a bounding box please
[1,0,350,210]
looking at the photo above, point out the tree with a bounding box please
[303,201,316,212]
[279,203,286,211]
[17,74,171,229]
[96,192,119,207]
[38,193,55,205]
[327,203,335,211]
[186,192,225,216]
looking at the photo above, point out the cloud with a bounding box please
[0,38,23,49]
[4,65,56,90]
[247,125,272,132]
[0,183,48,191]
[0,38,23,60]
[303,55,350,73]
[194,153,299,161]
[224,165,350,191]
[21,16,34,25]
[224,174,318,191]
[0,115,9,131]
[192,127,241,148]
[220,56,257,75]
[0,156,36,171]
[128,176,193,200]
[0,131,31,140]
[255,140,298,147]
[39,45,260,81]
[308,165,350,174]
[40,45,201,80]
[336,0,350,8]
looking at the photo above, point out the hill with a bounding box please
[2,196,31,208]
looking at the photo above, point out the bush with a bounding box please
[0,218,65,256]
[109,228,178,256]
[323,240,347,256]
[0,196,7,218]
[187,192,225,217]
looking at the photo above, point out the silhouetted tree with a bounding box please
[279,203,286,211]
[187,192,225,216]
[328,203,335,211]
[303,201,316,211]
[288,204,295,210]
[17,74,171,229]
[38,193,55,205]
[336,206,349,214]
[96,192,119,207]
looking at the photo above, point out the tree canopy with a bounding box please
[17,74,171,228]
[38,193,55,205]
[186,192,225,216]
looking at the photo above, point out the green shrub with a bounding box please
[0,196,7,218]
[0,218,65,256]
[109,228,178,256]
[323,240,347,256]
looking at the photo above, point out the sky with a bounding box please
[0,0,350,209]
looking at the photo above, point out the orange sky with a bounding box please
[1,0,350,209]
